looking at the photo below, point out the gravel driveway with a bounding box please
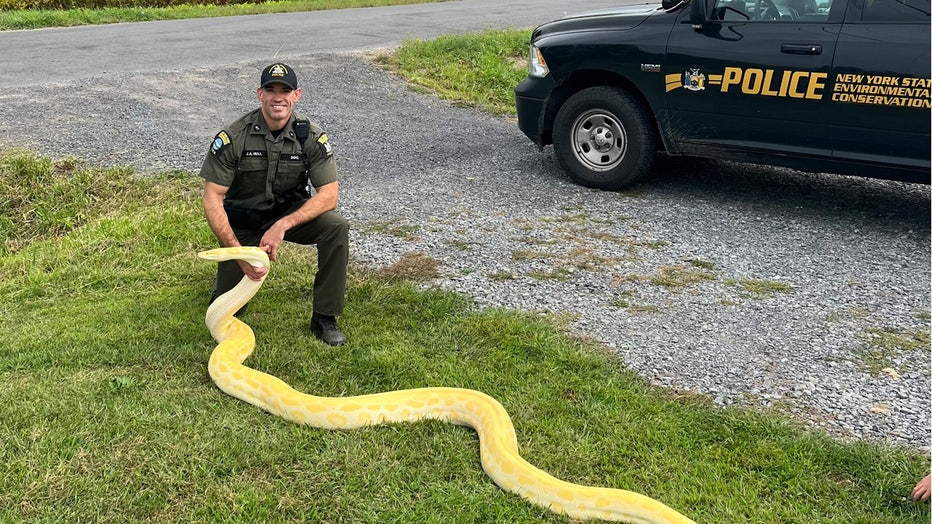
[2,53,929,450]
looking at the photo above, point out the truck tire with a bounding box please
[552,86,657,190]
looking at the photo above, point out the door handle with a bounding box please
[781,43,822,55]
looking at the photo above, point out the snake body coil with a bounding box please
[198,246,695,524]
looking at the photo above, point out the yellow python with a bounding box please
[198,246,696,524]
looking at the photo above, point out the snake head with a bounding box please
[197,246,269,269]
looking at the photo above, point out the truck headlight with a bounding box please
[529,45,549,78]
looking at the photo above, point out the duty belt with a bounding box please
[223,199,295,231]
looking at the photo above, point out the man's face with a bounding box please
[256,83,302,129]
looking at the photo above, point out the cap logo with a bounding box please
[261,62,297,89]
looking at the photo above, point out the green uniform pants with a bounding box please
[212,210,349,317]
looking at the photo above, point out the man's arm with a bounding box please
[203,181,239,248]
[260,181,339,261]
[203,180,267,280]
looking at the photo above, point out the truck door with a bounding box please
[829,0,931,176]
[663,0,842,157]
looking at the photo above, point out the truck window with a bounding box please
[712,0,831,20]
[859,0,930,20]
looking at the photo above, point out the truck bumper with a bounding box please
[514,75,555,148]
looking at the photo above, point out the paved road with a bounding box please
[0,0,626,87]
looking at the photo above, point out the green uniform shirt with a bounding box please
[200,109,337,211]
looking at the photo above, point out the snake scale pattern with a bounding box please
[198,246,695,523]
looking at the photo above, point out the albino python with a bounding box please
[198,246,696,524]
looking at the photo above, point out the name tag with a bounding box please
[283,154,305,162]
[243,150,266,158]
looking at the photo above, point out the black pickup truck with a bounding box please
[515,0,931,189]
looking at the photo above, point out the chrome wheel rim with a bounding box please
[570,109,627,172]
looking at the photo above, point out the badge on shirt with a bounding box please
[210,131,231,156]
[317,133,333,157]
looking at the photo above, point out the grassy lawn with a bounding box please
[0,147,929,522]
[372,29,531,116]
[0,0,445,30]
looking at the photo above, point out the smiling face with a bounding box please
[256,83,302,131]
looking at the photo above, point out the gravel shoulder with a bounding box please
[2,53,929,450]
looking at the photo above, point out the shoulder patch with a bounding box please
[317,133,333,158]
[210,131,231,156]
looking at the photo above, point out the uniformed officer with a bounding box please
[200,62,349,346]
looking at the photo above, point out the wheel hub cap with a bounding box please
[570,110,628,172]
[591,127,613,150]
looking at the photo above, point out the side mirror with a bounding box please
[690,0,708,29]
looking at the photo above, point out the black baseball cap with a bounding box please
[260,63,298,90]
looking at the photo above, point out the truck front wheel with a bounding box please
[552,86,656,190]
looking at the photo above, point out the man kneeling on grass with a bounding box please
[199,62,349,346]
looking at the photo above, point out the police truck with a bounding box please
[515,0,931,189]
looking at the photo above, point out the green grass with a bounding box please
[1,22,930,523]
[0,0,444,30]
[361,219,421,240]
[733,278,796,297]
[373,29,531,116]
[855,326,931,375]
[1,148,930,522]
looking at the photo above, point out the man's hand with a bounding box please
[204,181,268,279]
[237,259,269,280]
[259,181,339,262]
[259,225,286,262]
[913,474,931,502]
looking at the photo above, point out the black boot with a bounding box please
[310,313,346,346]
